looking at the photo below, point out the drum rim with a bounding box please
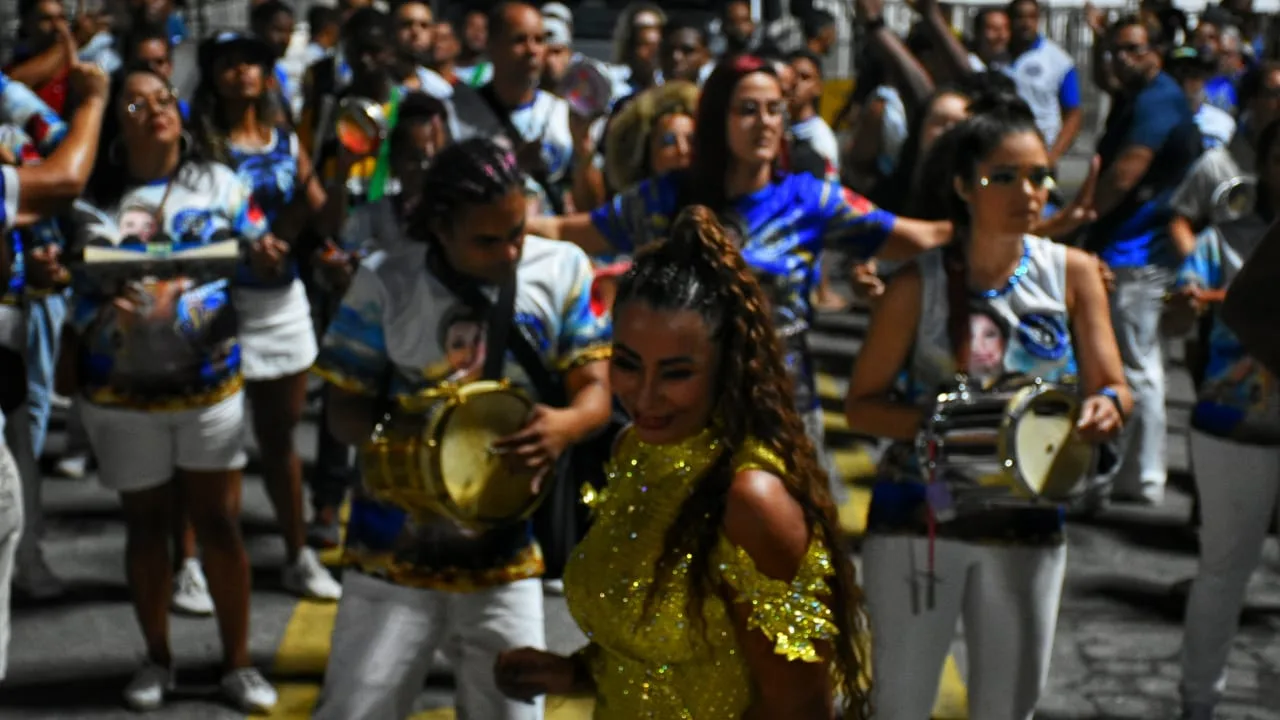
[998,383,1095,500]
[915,375,1095,503]
[424,381,546,529]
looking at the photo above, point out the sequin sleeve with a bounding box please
[714,533,839,663]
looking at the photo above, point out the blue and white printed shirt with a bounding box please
[313,235,612,589]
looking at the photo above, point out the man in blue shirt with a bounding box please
[1090,16,1202,507]
[1006,0,1083,166]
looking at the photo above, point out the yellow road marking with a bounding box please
[816,372,846,403]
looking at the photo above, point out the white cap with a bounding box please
[544,16,572,47]
[542,2,572,25]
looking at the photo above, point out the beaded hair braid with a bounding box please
[405,137,524,244]
[616,205,872,719]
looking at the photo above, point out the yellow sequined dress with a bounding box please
[562,426,839,719]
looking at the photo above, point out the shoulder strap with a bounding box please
[426,250,566,406]
[476,85,566,216]
[942,244,971,377]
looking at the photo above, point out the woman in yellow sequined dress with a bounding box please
[495,206,871,719]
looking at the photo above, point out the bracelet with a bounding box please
[863,16,886,32]
[1095,387,1123,417]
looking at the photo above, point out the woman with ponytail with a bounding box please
[495,205,871,719]
[844,97,1130,719]
[527,53,951,499]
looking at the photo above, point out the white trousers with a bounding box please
[313,571,546,720]
[1181,432,1280,705]
[0,440,23,680]
[862,534,1067,720]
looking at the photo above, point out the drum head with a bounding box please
[1008,390,1094,499]
[557,61,613,118]
[435,390,537,522]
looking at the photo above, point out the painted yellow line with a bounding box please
[816,372,846,403]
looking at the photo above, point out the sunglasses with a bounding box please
[125,90,179,117]
[978,166,1055,190]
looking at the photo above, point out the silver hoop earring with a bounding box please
[178,130,193,156]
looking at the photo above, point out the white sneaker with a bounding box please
[220,666,277,714]
[55,453,89,480]
[281,547,342,601]
[123,662,173,712]
[171,558,215,616]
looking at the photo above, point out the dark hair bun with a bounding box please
[966,92,1036,122]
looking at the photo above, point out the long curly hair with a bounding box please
[604,80,699,192]
[615,205,872,719]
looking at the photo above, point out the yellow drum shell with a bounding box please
[360,380,544,531]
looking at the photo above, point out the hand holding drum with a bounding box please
[491,404,578,493]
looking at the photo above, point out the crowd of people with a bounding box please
[0,0,1275,718]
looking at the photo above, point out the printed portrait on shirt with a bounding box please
[968,306,1011,382]
[431,304,488,384]
[117,204,160,244]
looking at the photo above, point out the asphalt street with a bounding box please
[2,154,1279,719]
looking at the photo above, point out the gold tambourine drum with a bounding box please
[360,380,544,531]
[919,375,1096,504]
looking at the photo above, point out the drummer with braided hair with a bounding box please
[311,136,613,720]
[495,205,872,719]
[844,96,1131,719]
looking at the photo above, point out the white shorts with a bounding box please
[80,391,248,493]
[233,279,318,382]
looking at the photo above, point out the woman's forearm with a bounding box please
[845,399,923,442]
[569,646,598,693]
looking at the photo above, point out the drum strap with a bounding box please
[476,84,567,217]
[427,250,566,406]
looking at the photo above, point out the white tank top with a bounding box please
[909,234,1077,397]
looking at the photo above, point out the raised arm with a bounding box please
[11,63,109,226]
[526,213,614,255]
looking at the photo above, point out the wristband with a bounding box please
[1096,386,1123,417]
[863,16,886,32]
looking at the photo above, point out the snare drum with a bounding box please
[918,375,1096,504]
[360,380,546,531]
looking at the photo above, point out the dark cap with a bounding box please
[198,32,276,79]
[1167,45,1216,75]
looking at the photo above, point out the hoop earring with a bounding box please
[178,130,193,157]
[108,137,125,166]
